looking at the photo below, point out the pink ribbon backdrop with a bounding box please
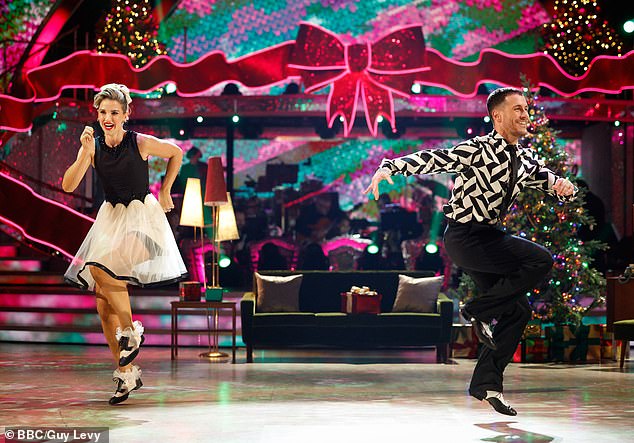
[2,23,633,136]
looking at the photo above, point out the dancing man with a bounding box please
[365,87,577,415]
[63,84,188,404]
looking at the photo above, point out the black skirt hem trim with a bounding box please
[65,261,188,291]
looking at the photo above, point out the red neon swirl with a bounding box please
[0,26,633,134]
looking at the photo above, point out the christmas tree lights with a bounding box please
[97,0,166,68]
[542,0,624,76]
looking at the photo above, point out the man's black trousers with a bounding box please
[444,220,553,395]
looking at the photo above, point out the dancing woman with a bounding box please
[62,84,187,404]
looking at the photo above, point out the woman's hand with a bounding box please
[80,126,95,156]
[159,189,174,213]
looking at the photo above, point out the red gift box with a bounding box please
[340,291,382,314]
[513,337,550,363]
[600,327,631,361]
[179,281,202,301]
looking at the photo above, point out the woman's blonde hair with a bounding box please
[93,83,133,114]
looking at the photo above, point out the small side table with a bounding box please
[171,300,237,363]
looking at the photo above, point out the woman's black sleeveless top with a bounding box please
[94,130,150,206]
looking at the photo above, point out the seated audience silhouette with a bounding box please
[298,243,330,270]
[356,246,386,270]
[257,242,288,271]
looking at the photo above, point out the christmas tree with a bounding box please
[452,78,606,325]
[541,0,624,76]
[504,77,606,324]
[97,0,166,68]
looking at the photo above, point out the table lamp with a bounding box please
[179,177,205,297]
[217,193,240,242]
[204,157,228,301]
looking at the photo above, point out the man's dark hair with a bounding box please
[486,87,524,117]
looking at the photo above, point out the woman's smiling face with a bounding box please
[97,99,128,134]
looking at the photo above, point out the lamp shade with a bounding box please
[217,193,240,241]
[204,157,228,206]
[180,178,204,227]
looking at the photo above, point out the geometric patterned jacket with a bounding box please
[379,130,577,225]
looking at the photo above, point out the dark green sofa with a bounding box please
[240,270,453,363]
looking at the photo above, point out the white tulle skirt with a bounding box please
[64,193,187,291]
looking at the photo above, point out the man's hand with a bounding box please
[363,168,394,200]
[552,177,576,196]
[159,189,174,212]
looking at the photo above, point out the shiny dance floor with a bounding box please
[1,343,632,443]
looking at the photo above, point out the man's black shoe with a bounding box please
[486,394,517,416]
[460,307,497,350]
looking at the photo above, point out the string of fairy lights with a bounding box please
[542,0,624,76]
[96,0,166,68]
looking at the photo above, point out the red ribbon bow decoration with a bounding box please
[289,23,429,136]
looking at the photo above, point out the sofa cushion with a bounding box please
[255,273,303,312]
[392,275,443,313]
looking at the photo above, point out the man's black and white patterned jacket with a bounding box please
[379,130,578,225]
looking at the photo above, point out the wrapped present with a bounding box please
[451,325,479,359]
[601,329,615,360]
[340,286,381,314]
[599,326,631,361]
[513,322,547,363]
[513,337,550,363]
[545,324,602,362]
[545,325,576,361]
[568,324,602,363]
[615,340,631,361]
[179,281,202,301]
[526,337,550,362]
[512,342,523,363]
